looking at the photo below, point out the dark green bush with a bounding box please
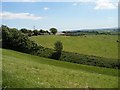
[59,51,119,69]
[2,25,42,54]
[37,48,54,58]
[54,41,63,53]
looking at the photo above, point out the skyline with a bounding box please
[1,1,119,31]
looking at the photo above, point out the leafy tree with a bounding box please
[20,28,28,34]
[2,25,42,53]
[39,29,45,33]
[50,41,63,60]
[33,30,39,36]
[27,30,33,37]
[54,41,63,53]
[50,28,57,35]
[45,30,50,35]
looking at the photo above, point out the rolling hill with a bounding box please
[2,49,118,88]
[30,35,118,59]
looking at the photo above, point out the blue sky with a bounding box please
[1,1,118,31]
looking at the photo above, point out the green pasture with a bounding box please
[2,49,118,88]
[30,35,118,59]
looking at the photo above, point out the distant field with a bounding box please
[30,35,118,59]
[2,49,118,88]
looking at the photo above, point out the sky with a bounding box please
[0,0,119,31]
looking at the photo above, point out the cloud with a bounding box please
[2,0,119,10]
[72,0,118,10]
[43,7,49,10]
[94,0,117,10]
[0,11,43,20]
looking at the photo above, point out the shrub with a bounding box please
[54,41,63,53]
[59,51,119,69]
[2,25,42,54]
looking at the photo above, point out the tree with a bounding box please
[46,30,51,35]
[2,25,42,53]
[51,41,63,60]
[33,30,39,36]
[27,30,33,37]
[54,41,63,53]
[39,29,45,33]
[50,28,57,35]
[20,28,28,34]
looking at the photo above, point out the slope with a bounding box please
[2,49,118,88]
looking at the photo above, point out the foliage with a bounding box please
[20,28,50,36]
[59,51,119,69]
[33,30,39,36]
[62,28,119,36]
[39,29,50,35]
[20,28,28,34]
[27,30,33,37]
[2,25,42,54]
[50,28,57,35]
[50,41,63,60]
[54,41,63,52]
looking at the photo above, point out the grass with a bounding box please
[2,49,118,88]
[30,35,118,59]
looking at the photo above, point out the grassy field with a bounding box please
[2,49,118,88]
[30,35,118,59]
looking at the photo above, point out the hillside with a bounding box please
[30,35,118,59]
[2,49,118,88]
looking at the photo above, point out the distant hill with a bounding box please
[64,28,118,33]
[61,28,119,35]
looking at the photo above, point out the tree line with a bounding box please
[19,27,58,37]
[62,29,119,36]
[1,25,62,58]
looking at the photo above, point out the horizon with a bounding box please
[1,1,119,31]
[1,24,118,32]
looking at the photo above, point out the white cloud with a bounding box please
[0,11,43,20]
[94,0,117,10]
[2,0,119,10]
[72,0,118,10]
[43,7,49,10]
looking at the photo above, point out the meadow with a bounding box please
[2,49,118,88]
[2,26,119,88]
[30,35,118,59]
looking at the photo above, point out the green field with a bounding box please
[30,35,118,59]
[2,49,118,88]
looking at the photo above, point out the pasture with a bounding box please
[2,49,118,88]
[30,35,118,59]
